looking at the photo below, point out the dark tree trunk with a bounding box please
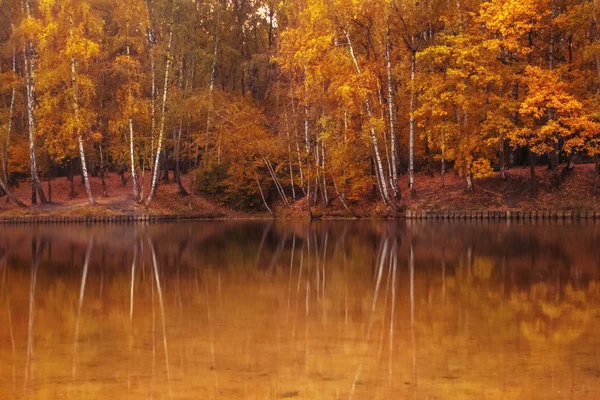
[424,138,433,178]
[548,151,560,189]
[162,150,169,183]
[594,156,599,196]
[69,158,76,198]
[527,146,537,192]
[47,167,52,203]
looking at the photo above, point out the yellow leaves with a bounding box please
[471,158,494,180]
[64,36,100,61]
[513,65,596,156]
[20,17,44,39]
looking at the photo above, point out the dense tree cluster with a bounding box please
[0,0,599,210]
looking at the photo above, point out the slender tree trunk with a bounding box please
[345,29,392,206]
[408,49,416,194]
[256,176,273,214]
[162,146,170,183]
[385,21,400,199]
[321,142,329,205]
[290,82,305,193]
[331,172,358,217]
[129,118,140,200]
[441,131,446,188]
[23,40,47,205]
[150,52,157,178]
[528,145,537,192]
[283,104,295,200]
[3,48,16,184]
[146,29,173,207]
[204,9,220,168]
[594,156,599,196]
[176,118,188,195]
[71,54,95,206]
[263,157,289,207]
[500,132,506,180]
[47,167,52,203]
[466,171,473,191]
[69,158,76,198]
[0,180,27,208]
[549,151,560,189]
[99,144,107,197]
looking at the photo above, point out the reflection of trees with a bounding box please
[511,283,595,346]
[0,221,599,399]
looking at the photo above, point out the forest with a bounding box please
[0,0,599,214]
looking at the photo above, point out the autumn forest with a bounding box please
[1,0,600,214]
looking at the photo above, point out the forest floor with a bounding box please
[0,163,598,219]
[0,173,251,219]
[282,163,600,218]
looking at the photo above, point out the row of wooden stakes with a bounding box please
[404,209,600,220]
[0,213,223,224]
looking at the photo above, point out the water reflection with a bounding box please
[0,220,599,399]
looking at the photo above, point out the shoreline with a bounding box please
[0,208,598,224]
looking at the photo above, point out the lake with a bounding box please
[0,220,599,399]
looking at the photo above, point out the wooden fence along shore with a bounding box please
[404,210,600,220]
[0,209,598,224]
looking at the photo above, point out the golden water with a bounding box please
[0,220,599,399]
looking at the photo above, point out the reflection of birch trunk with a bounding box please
[130,243,138,321]
[72,240,93,378]
[25,239,42,387]
[6,294,16,390]
[388,241,397,386]
[148,238,172,398]
[286,235,296,325]
[292,242,305,341]
[203,272,220,396]
[410,243,417,389]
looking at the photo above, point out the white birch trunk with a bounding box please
[204,10,219,168]
[256,176,273,214]
[71,55,95,206]
[150,53,156,175]
[129,117,140,200]
[146,30,173,207]
[321,141,328,205]
[23,39,46,204]
[385,22,399,199]
[289,86,305,191]
[408,50,416,193]
[345,29,391,205]
[283,105,296,199]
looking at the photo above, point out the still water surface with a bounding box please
[0,220,599,399]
